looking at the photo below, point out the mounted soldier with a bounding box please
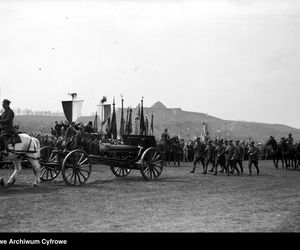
[0,99,15,156]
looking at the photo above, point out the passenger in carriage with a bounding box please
[64,122,77,151]
[84,121,94,133]
[0,99,15,156]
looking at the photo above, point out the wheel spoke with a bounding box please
[65,171,73,180]
[152,166,161,175]
[76,172,83,184]
[78,154,84,165]
[78,164,90,169]
[78,170,88,181]
[79,157,88,165]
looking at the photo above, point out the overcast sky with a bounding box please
[1,0,300,128]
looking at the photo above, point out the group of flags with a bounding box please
[62,94,209,141]
[97,96,154,140]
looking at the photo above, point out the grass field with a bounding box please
[0,160,299,232]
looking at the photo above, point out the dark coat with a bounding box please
[0,107,15,136]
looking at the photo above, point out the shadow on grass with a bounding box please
[0,183,61,196]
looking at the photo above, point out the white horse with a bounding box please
[0,133,41,187]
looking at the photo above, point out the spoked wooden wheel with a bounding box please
[110,166,131,177]
[140,147,163,181]
[62,149,92,186]
[39,146,61,181]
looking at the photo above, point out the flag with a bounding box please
[106,116,111,138]
[145,114,149,135]
[119,97,125,137]
[200,122,209,142]
[128,108,132,135]
[94,112,98,132]
[125,108,129,134]
[111,98,118,139]
[140,98,146,135]
[98,104,111,126]
[134,104,140,135]
[62,100,84,123]
[150,112,154,135]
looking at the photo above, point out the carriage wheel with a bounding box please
[61,149,92,186]
[39,146,61,181]
[140,147,163,181]
[110,166,131,177]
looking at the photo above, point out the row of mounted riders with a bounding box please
[31,133,300,170]
[265,136,300,170]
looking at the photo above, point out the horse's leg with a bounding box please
[167,151,171,166]
[273,155,278,169]
[7,160,22,185]
[284,156,289,170]
[29,159,40,186]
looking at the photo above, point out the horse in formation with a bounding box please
[265,137,299,170]
[158,136,183,167]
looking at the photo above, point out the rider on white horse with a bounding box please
[0,99,41,187]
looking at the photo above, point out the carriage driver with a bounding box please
[0,99,15,156]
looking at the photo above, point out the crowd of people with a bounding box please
[30,120,297,177]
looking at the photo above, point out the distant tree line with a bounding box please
[12,108,64,116]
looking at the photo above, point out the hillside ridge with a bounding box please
[14,101,300,142]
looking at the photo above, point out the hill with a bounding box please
[14,101,300,142]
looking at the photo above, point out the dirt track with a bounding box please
[0,160,299,232]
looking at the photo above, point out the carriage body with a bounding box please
[39,134,163,186]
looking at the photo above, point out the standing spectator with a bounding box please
[172,136,182,167]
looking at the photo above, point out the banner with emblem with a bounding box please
[62,100,84,123]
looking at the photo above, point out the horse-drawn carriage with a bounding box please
[39,134,163,186]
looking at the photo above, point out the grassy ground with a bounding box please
[0,160,299,232]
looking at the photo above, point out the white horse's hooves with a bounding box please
[31,183,39,188]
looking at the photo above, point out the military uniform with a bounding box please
[225,141,235,175]
[248,143,260,175]
[231,145,241,174]
[0,99,15,154]
[0,107,14,136]
[286,134,293,145]
[203,141,215,174]
[160,129,170,166]
[214,142,226,175]
[172,138,182,166]
[190,139,205,173]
